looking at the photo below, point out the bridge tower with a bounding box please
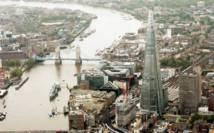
[55,45,62,65]
[75,45,82,65]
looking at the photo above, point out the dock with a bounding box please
[15,77,29,90]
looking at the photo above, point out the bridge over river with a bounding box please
[34,56,101,62]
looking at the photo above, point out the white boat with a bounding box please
[0,112,6,121]
[0,90,8,98]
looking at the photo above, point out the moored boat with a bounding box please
[63,106,69,115]
[49,83,61,101]
[0,90,8,98]
[0,112,6,121]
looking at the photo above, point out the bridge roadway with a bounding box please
[35,57,101,62]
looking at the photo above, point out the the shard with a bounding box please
[140,11,164,115]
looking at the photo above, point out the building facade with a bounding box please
[140,11,164,115]
[208,95,214,112]
[179,72,201,114]
[115,96,136,127]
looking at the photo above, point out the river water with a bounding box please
[0,1,141,131]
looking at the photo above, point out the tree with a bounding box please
[4,60,21,67]
[160,57,191,70]
[24,58,36,70]
[10,68,23,78]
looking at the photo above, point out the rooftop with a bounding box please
[69,89,116,115]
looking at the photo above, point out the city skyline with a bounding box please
[0,0,213,132]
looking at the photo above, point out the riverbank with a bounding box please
[0,5,96,80]
[0,5,96,58]
[8,0,145,21]
[34,0,146,21]
[73,2,145,21]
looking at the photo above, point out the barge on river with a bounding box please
[49,83,61,101]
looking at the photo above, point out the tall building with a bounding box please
[179,72,201,115]
[140,11,164,115]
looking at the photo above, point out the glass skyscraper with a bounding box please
[140,11,164,115]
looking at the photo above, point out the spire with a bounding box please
[146,10,156,48]
[148,10,154,29]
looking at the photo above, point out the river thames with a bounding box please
[0,0,141,131]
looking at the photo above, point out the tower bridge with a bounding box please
[75,45,82,65]
[37,43,95,63]
[34,44,100,62]
[55,45,62,65]
[34,56,101,62]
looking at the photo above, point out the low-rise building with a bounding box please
[77,69,108,89]
[69,89,116,124]
[69,110,85,130]
[208,95,214,112]
[115,95,137,127]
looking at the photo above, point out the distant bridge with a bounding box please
[34,56,101,62]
